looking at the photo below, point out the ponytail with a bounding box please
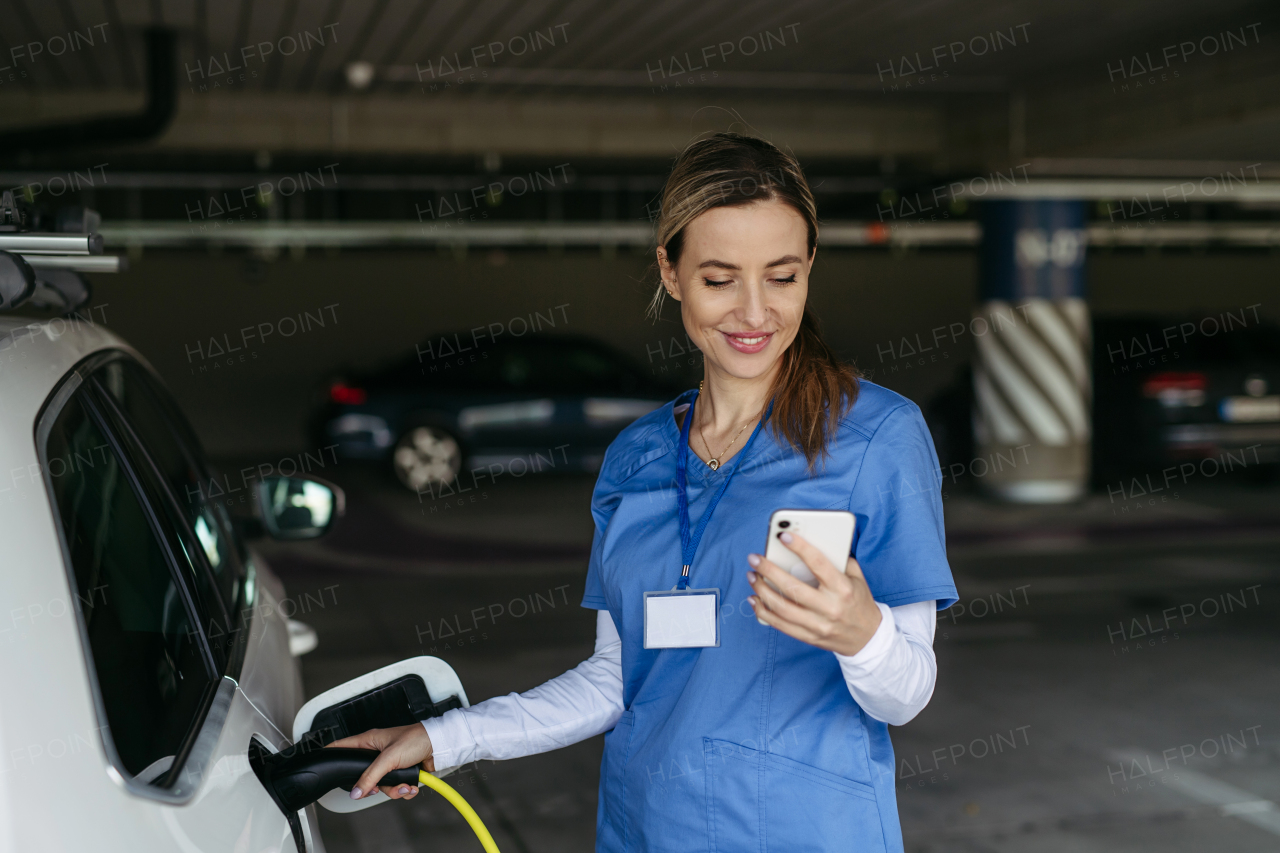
[767,307,859,469]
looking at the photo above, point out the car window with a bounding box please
[1207,324,1280,362]
[392,336,647,394]
[1243,325,1280,360]
[497,340,642,394]
[44,391,218,782]
[90,387,234,669]
[394,337,508,390]
[1095,317,1280,366]
[92,360,244,622]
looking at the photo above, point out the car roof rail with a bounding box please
[0,190,122,314]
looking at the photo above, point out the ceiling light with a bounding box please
[346,61,375,90]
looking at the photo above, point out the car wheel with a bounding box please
[392,425,463,492]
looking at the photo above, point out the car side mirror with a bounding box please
[254,475,345,540]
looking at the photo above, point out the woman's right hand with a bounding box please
[327,724,435,801]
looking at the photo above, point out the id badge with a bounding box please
[643,588,721,649]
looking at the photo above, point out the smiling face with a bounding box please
[659,199,812,385]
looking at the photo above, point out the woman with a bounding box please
[331,133,958,852]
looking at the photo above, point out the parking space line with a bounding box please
[1110,749,1280,837]
[954,565,1275,598]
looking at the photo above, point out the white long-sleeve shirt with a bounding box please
[422,601,938,770]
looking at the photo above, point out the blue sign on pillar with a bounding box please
[972,200,1092,503]
[980,199,1087,300]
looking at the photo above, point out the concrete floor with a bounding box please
[254,461,1280,853]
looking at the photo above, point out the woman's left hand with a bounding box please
[747,531,882,657]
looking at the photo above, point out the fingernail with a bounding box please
[411,786,419,794]
[747,571,758,583]
[779,531,793,543]
[350,787,363,800]
[398,786,409,795]
[747,553,761,567]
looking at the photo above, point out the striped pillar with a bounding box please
[974,200,1091,503]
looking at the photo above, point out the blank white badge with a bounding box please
[643,589,720,649]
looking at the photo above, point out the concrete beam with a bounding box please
[0,91,945,160]
[95,219,1280,251]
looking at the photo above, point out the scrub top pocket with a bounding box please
[703,737,887,853]
[600,710,636,849]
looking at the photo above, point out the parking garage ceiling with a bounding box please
[0,0,1277,168]
[0,0,1268,91]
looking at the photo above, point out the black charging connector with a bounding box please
[249,674,464,852]
[257,745,419,812]
[250,739,420,852]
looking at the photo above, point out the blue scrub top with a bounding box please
[582,380,958,853]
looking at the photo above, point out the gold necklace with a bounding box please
[696,379,760,471]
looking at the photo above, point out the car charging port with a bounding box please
[306,673,462,746]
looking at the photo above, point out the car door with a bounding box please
[469,338,658,463]
[39,355,317,853]
[457,338,564,461]
[524,339,663,454]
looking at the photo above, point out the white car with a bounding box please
[0,313,338,852]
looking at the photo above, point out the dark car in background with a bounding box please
[927,314,1280,488]
[1092,314,1280,482]
[315,333,680,492]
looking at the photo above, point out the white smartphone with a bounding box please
[763,508,856,588]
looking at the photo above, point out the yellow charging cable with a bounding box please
[417,769,502,853]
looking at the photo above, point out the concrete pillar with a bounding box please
[973,200,1091,503]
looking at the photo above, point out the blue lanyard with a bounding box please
[675,389,772,590]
